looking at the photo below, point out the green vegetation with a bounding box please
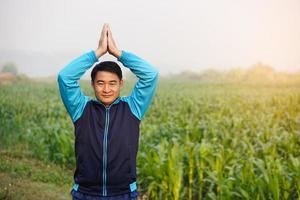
[0,148,72,199]
[138,81,300,199]
[0,75,300,199]
[1,62,18,75]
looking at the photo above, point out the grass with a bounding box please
[0,147,73,200]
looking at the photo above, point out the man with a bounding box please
[57,23,158,200]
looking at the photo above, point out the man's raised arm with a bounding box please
[107,25,159,120]
[57,51,98,122]
[57,24,108,122]
[119,51,159,120]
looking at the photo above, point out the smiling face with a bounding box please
[91,71,123,106]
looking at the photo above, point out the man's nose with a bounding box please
[103,84,109,92]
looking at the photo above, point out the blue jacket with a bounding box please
[57,50,158,196]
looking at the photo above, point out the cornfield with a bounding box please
[0,79,299,200]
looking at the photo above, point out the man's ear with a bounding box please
[120,79,124,88]
[91,80,95,89]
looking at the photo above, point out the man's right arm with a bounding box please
[57,50,98,122]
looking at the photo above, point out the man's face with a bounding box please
[91,71,123,106]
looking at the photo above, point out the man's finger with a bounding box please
[101,23,108,35]
[107,24,112,35]
[101,24,106,34]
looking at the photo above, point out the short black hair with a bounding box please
[91,61,122,82]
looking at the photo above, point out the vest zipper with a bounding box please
[97,98,119,196]
[103,106,110,196]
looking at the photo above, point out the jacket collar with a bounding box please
[95,96,121,108]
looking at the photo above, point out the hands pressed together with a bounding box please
[95,23,122,59]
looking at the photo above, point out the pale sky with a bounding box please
[0,0,299,77]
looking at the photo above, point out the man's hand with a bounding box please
[107,24,122,59]
[95,23,108,58]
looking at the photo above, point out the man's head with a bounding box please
[91,61,123,106]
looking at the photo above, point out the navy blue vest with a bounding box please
[73,98,140,196]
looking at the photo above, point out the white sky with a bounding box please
[0,0,299,76]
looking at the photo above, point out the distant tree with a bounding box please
[245,62,275,83]
[225,68,246,82]
[1,62,18,75]
[180,70,201,80]
[199,69,223,82]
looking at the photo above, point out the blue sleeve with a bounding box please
[118,51,159,120]
[57,50,98,122]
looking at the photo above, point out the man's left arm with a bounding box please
[118,51,159,120]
